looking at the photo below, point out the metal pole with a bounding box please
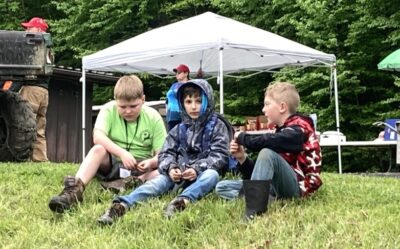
[218,46,224,114]
[81,68,86,160]
[333,64,342,173]
[396,121,400,165]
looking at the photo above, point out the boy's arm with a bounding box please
[237,126,304,153]
[93,129,137,169]
[190,121,229,173]
[230,139,254,179]
[92,102,138,169]
[136,149,161,172]
[158,127,180,175]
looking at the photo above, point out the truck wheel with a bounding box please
[0,91,37,161]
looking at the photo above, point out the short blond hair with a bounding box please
[265,82,300,114]
[114,75,143,100]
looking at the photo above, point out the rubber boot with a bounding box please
[48,176,85,213]
[243,180,271,220]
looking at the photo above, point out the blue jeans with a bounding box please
[215,179,243,200]
[216,148,300,200]
[252,148,300,198]
[117,169,219,207]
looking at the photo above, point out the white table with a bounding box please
[245,130,399,168]
[320,140,397,147]
[320,140,399,171]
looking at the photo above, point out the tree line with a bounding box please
[1,0,399,171]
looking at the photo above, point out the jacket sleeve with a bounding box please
[158,127,179,176]
[190,120,230,173]
[237,126,305,153]
[237,157,254,180]
[301,170,322,197]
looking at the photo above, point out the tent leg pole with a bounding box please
[81,69,86,161]
[333,65,342,174]
[219,47,224,114]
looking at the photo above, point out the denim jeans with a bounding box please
[215,179,243,200]
[215,179,278,200]
[117,169,219,207]
[251,148,300,198]
[216,148,300,200]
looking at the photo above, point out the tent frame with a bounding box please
[80,11,343,173]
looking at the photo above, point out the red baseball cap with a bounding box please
[21,17,49,32]
[173,64,190,73]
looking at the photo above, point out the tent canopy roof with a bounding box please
[82,12,336,75]
[378,48,400,72]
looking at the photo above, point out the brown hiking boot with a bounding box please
[97,202,128,226]
[100,176,142,194]
[164,197,188,218]
[48,176,85,213]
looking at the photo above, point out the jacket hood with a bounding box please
[177,79,214,124]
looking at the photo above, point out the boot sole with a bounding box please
[48,200,70,213]
[97,217,114,226]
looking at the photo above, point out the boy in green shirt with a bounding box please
[48,75,167,213]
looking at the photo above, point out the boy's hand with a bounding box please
[182,168,197,181]
[137,159,152,172]
[234,131,242,139]
[120,150,137,170]
[230,139,246,163]
[169,168,183,182]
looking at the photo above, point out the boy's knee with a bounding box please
[258,148,274,160]
[90,144,107,155]
[202,169,219,179]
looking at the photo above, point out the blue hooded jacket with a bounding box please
[158,79,229,175]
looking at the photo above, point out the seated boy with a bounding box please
[48,75,167,213]
[216,82,322,220]
[97,79,230,225]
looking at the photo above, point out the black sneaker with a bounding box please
[97,202,128,226]
[164,197,188,218]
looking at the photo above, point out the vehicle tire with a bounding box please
[0,91,37,161]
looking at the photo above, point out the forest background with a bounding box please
[1,0,400,172]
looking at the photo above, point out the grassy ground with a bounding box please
[1,162,400,249]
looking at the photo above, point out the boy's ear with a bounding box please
[279,102,288,113]
[142,95,146,102]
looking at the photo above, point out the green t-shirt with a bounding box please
[94,101,167,160]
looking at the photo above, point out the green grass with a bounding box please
[1,163,400,249]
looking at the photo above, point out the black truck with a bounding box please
[0,30,54,161]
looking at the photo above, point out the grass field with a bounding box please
[1,162,400,249]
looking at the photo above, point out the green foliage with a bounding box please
[1,163,400,248]
[2,0,400,171]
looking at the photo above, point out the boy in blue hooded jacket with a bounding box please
[98,79,229,225]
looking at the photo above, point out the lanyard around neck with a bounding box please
[124,115,140,152]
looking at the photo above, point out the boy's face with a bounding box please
[262,95,286,126]
[183,94,202,120]
[116,96,144,122]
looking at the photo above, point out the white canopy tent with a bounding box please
[82,12,343,172]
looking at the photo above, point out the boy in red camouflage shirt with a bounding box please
[216,82,322,220]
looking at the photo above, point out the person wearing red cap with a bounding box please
[166,64,190,131]
[19,17,52,162]
[21,17,49,32]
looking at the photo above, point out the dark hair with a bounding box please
[180,85,201,103]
